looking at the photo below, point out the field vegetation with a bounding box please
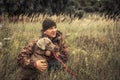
[0,14,119,80]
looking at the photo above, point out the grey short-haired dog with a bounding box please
[31,37,59,62]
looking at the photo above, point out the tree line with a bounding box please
[0,0,120,20]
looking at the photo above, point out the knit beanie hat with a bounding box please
[42,18,56,31]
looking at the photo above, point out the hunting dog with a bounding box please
[31,37,59,62]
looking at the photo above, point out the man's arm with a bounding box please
[17,40,37,69]
[57,33,69,63]
[60,41,69,63]
[17,40,48,72]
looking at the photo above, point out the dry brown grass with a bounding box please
[0,14,119,80]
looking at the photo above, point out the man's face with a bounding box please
[44,26,57,38]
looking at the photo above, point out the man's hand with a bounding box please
[35,60,48,72]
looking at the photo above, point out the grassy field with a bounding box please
[0,14,120,80]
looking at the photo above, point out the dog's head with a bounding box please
[37,37,58,51]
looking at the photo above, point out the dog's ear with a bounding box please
[37,38,46,50]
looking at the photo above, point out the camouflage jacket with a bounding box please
[17,30,69,70]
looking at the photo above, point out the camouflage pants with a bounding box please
[48,59,62,72]
[16,68,39,80]
[16,60,62,80]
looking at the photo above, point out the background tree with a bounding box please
[100,0,120,20]
[0,0,119,20]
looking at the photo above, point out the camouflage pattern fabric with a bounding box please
[17,30,69,80]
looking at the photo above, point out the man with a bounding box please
[17,18,69,80]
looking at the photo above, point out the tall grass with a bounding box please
[0,14,119,80]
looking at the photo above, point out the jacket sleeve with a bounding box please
[59,36,69,63]
[17,40,36,69]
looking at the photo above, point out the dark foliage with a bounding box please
[100,0,120,20]
[0,0,119,20]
